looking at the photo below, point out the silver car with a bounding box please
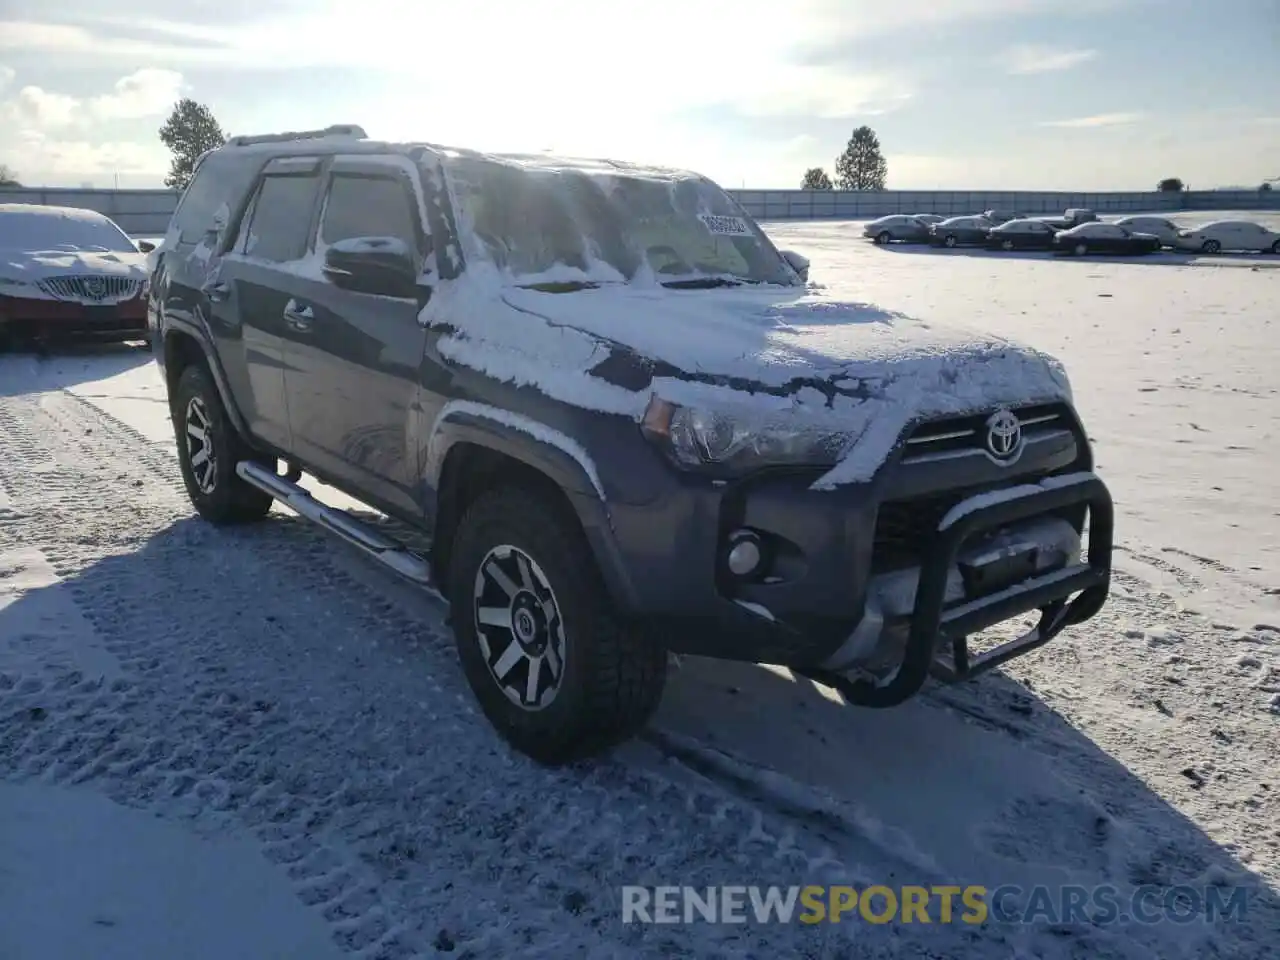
[1113,216,1181,248]
[862,215,933,244]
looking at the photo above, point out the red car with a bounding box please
[0,202,152,350]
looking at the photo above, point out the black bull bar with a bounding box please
[804,472,1113,708]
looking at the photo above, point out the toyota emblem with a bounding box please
[984,408,1023,462]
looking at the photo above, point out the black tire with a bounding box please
[944,235,958,248]
[448,486,667,765]
[1271,240,1280,255]
[1202,239,1220,254]
[173,363,273,524]
[1073,242,1088,256]
[1001,239,1014,251]
[876,231,891,244]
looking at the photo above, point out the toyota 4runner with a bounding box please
[147,124,1113,765]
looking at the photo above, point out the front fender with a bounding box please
[162,316,253,442]
[424,401,640,610]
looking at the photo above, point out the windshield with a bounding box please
[441,157,799,288]
[0,208,137,253]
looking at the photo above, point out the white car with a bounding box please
[0,203,151,347]
[1113,215,1181,248]
[1174,220,1280,254]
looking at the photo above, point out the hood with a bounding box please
[0,247,148,282]
[427,278,1073,487]
[0,248,149,302]
[498,283,1068,402]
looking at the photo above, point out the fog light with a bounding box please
[726,531,762,577]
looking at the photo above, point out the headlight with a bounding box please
[641,395,856,474]
[0,277,30,289]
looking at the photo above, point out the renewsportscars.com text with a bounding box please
[620,884,1250,926]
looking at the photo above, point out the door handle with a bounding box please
[283,300,314,331]
[202,281,230,302]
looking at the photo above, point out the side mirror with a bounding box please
[322,237,420,298]
[780,249,810,282]
[136,239,156,253]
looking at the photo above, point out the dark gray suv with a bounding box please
[147,124,1113,764]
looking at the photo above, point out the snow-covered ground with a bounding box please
[1,217,1277,958]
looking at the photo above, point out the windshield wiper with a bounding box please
[660,276,754,289]
[518,280,600,293]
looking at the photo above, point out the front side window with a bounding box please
[442,157,798,288]
[320,174,421,251]
[240,173,320,263]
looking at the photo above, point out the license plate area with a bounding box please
[83,305,119,324]
[959,545,1039,598]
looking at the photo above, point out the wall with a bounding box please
[725,189,1280,221]
[0,187,178,236]
[2,185,1277,234]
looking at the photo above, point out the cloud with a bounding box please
[0,68,184,132]
[0,64,13,90]
[1001,44,1097,74]
[1037,112,1144,128]
[3,87,82,129]
[0,67,184,185]
[88,68,184,121]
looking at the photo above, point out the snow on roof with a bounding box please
[0,202,118,224]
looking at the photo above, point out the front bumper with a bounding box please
[0,294,148,341]
[802,472,1112,706]
[616,467,1112,705]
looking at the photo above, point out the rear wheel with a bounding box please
[448,486,667,765]
[173,363,273,524]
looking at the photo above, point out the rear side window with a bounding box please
[320,174,420,251]
[172,153,259,245]
[239,173,320,262]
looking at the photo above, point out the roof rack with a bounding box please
[225,124,368,147]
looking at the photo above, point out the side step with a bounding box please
[235,461,437,589]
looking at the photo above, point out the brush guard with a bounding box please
[806,472,1113,708]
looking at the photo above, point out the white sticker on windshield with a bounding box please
[698,214,754,237]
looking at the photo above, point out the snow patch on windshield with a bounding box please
[0,203,137,255]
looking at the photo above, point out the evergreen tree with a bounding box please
[159,98,227,190]
[834,126,888,191]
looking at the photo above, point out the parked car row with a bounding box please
[863,210,1280,256]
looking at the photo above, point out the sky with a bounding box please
[0,0,1276,191]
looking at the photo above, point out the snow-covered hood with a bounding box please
[0,248,149,284]
[427,277,1075,487]
[501,283,1068,403]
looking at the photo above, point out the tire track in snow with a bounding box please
[4,387,1037,960]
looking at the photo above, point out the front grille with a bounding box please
[37,275,141,304]
[901,403,1070,463]
[871,471,1084,572]
[873,491,970,571]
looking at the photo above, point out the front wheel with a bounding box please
[1001,239,1014,251]
[944,235,958,248]
[876,231,891,244]
[1271,239,1280,255]
[1202,239,1221,254]
[448,486,667,765]
[173,363,274,524]
[1073,242,1088,256]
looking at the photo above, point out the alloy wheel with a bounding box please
[473,544,567,711]
[184,396,218,494]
